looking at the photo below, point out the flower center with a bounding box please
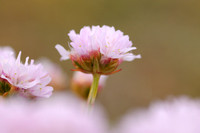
[0,79,11,96]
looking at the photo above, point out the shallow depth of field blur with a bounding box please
[0,0,200,121]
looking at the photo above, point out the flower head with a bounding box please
[0,47,53,98]
[55,25,141,75]
[71,71,107,99]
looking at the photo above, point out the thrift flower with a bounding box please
[55,25,140,105]
[71,71,107,99]
[115,96,200,133]
[55,25,140,75]
[0,47,53,98]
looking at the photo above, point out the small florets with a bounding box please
[56,25,141,75]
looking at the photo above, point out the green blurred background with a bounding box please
[0,0,200,121]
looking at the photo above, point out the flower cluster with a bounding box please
[56,25,141,75]
[0,47,53,98]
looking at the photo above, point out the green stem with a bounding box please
[87,73,101,106]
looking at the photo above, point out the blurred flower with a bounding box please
[71,71,107,99]
[115,96,200,133]
[37,58,68,91]
[0,46,15,61]
[0,93,108,133]
[55,25,141,75]
[0,47,53,98]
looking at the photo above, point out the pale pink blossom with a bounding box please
[0,49,53,98]
[71,71,107,99]
[115,96,200,133]
[55,25,141,75]
[0,94,108,133]
[37,58,68,91]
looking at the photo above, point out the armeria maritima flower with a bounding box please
[55,25,141,75]
[0,47,53,98]
[55,25,141,105]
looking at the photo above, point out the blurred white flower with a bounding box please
[115,96,200,133]
[0,93,108,133]
[0,47,15,75]
[0,46,15,61]
[37,58,68,91]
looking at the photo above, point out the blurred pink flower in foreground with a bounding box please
[55,25,141,75]
[71,71,107,99]
[37,58,68,91]
[115,96,200,133]
[0,93,108,133]
[0,47,53,98]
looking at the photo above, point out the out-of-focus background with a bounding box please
[0,0,200,121]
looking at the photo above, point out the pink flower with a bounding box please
[37,58,68,91]
[55,25,141,75]
[71,71,107,99]
[115,96,200,133]
[0,48,53,98]
[0,94,108,133]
